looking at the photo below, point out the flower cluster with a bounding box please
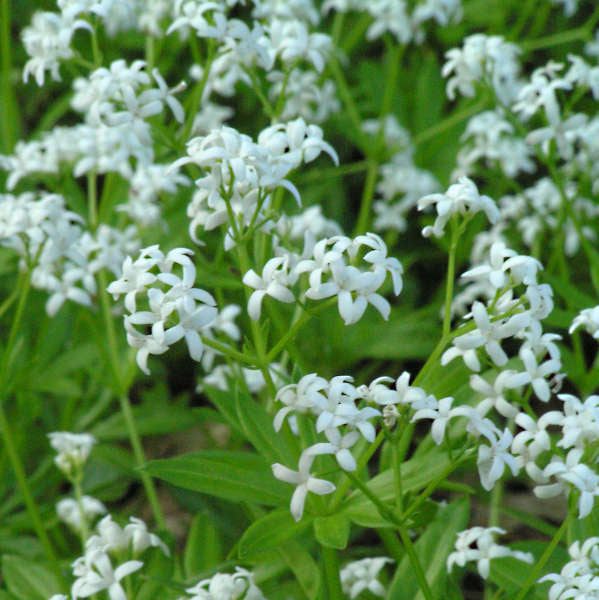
[180,566,266,600]
[54,515,169,600]
[243,232,403,324]
[48,431,97,477]
[324,0,463,45]
[418,176,500,238]
[447,527,533,579]
[340,556,393,598]
[179,119,338,247]
[57,496,107,533]
[107,245,237,374]
[540,537,599,599]
[442,34,522,103]
[271,370,432,520]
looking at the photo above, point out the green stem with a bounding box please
[0,402,62,569]
[341,13,372,54]
[513,514,570,600]
[412,96,489,147]
[202,336,259,366]
[72,474,90,546]
[443,218,459,338]
[392,439,404,514]
[88,172,98,230]
[0,0,16,152]
[298,160,369,183]
[89,19,102,67]
[377,527,404,564]
[508,0,536,40]
[181,44,215,142]
[266,298,336,363]
[345,472,434,600]
[353,160,378,236]
[247,69,275,120]
[328,56,367,149]
[236,244,276,398]
[145,36,155,72]
[329,429,386,511]
[118,393,166,530]
[96,270,166,530]
[321,546,343,600]
[0,287,18,321]
[0,273,62,574]
[521,26,591,52]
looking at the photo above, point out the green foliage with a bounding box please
[145,450,290,505]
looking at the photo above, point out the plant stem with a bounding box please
[345,472,435,600]
[202,336,259,366]
[513,514,570,600]
[181,44,215,142]
[0,0,17,152]
[0,272,62,574]
[353,160,378,237]
[377,527,404,564]
[412,96,489,147]
[145,36,155,72]
[329,429,386,511]
[328,56,367,149]
[72,474,90,546]
[88,171,98,230]
[443,218,459,338]
[96,269,166,530]
[235,244,276,397]
[118,393,166,530]
[298,160,369,183]
[266,298,336,363]
[89,19,102,67]
[321,546,344,600]
[0,402,61,568]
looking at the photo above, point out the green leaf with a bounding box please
[92,384,195,440]
[135,547,174,600]
[203,386,243,433]
[238,508,312,558]
[487,541,568,599]
[341,447,452,527]
[184,511,223,577]
[318,306,439,370]
[2,555,61,600]
[235,390,298,465]
[145,450,289,505]
[386,498,470,600]
[412,51,445,134]
[543,272,597,311]
[279,541,321,600]
[313,513,351,550]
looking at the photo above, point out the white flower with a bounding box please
[71,549,143,600]
[411,396,471,444]
[56,496,107,531]
[185,566,266,600]
[273,373,328,431]
[570,306,599,339]
[48,432,96,475]
[470,370,529,418]
[124,517,169,556]
[447,526,532,579]
[23,11,92,86]
[518,347,562,402]
[477,428,518,491]
[418,177,499,238]
[340,557,393,598]
[242,256,295,321]
[272,450,336,521]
